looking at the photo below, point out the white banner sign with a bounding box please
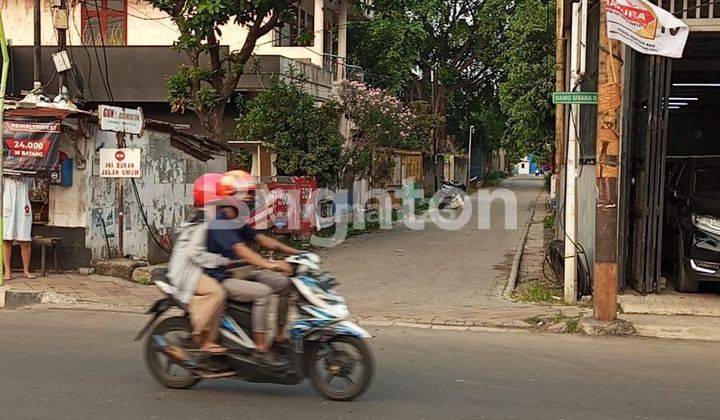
[98,105,145,135]
[607,0,689,58]
[99,148,142,178]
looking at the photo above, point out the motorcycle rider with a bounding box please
[163,173,231,355]
[206,170,300,354]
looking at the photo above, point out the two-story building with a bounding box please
[0,0,367,269]
[3,0,365,135]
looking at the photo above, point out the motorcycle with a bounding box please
[438,180,468,210]
[135,253,374,401]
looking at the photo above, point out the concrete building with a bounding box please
[3,0,365,135]
[4,106,226,269]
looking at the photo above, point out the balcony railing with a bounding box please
[323,54,365,83]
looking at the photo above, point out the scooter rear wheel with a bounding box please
[145,316,201,389]
[308,336,374,401]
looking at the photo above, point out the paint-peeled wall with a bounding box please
[85,128,225,262]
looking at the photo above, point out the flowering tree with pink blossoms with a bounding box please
[336,81,436,184]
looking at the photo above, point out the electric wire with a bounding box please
[92,0,116,101]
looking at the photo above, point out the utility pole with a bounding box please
[594,0,623,322]
[33,0,42,90]
[564,0,587,304]
[55,0,68,94]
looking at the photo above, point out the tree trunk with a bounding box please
[198,103,228,144]
[435,85,448,153]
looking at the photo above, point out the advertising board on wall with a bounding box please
[2,118,62,176]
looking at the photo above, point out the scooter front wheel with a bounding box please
[308,336,374,401]
[144,316,201,389]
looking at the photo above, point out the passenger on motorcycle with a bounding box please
[206,171,300,355]
[163,173,231,355]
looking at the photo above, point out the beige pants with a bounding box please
[189,275,227,344]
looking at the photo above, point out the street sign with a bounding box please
[98,105,144,135]
[552,92,598,104]
[99,148,142,178]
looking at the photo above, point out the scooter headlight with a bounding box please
[693,214,720,236]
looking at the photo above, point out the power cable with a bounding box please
[130,177,172,254]
[69,8,97,100]
[92,0,116,101]
[82,5,113,100]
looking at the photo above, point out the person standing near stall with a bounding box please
[3,176,35,280]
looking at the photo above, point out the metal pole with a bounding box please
[116,132,125,258]
[33,0,41,88]
[57,0,68,94]
[0,15,10,286]
[554,0,566,201]
[431,68,437,190]
[467,125,475,185]
[593,0,622,322]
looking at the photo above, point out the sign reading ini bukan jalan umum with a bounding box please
[99,148,142,178]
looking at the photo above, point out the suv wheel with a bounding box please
[674,237,699,293]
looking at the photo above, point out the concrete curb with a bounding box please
[502,193,542,300]
[357,319,529,334]
[0,288,45,310]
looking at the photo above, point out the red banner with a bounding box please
[3,118,62,176]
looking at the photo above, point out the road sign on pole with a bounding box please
[552,92,598,104]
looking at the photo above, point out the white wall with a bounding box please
[516,160,530,175]
[83,126,225,261]
[48,128,89,227]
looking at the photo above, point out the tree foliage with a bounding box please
[498,0,556,163]
[234,78,344,186]
[352,0,556,164]
[149,0,299,143]
[351,0,511,152]
[336,81,436,184]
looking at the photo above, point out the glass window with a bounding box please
[82,0,127,46]
[273,5,314,47]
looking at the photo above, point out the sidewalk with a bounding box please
[0,273,162,312]
[509,191,720,341]
[0,179,584,331]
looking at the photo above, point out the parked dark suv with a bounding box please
[664,158,720,292]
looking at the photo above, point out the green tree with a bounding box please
[335,81,436,184]
[351,0,512,153]
[498,0,556,162]
[234,78,344,186]
[149,0,299,143]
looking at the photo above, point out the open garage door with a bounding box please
[622,53,672,293]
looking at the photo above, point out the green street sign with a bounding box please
[552,92,598,104]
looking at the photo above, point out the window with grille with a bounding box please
[81,0,128,46]
[274,6,314,47]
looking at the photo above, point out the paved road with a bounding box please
[2,309,719,420]
[321,176,545,322]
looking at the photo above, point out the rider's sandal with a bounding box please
[200,344,228,355]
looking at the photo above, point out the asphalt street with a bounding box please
[1,309,719,420]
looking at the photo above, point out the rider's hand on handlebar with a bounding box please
[271,261,294,275]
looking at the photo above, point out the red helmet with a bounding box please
[193,173,223,207]
[217,170,257,199]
